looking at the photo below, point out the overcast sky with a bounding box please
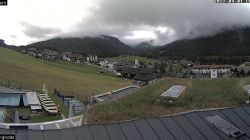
[0,0,250,46]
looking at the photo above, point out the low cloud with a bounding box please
[21,22,61,39]
[69,0,250,45]
[10,0,250,46]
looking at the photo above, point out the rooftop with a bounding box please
[26,92,41,106]
[0,86,26,94]
[2,104,250,140]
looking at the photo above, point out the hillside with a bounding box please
[144,27,250,61]
[24,35,134,57]
[0,47,129,99]
[10,27,250,61]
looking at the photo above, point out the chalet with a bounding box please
[121,67,137,79]
[114,66,123,76]
[134,68,159,85]
[62,52,72,61]
[192,64,233,78]
[63,53,83,63]
[69,54,82,63]
[119,66,159,85]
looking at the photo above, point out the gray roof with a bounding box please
[2,105,250,140]
[0,86,26,94]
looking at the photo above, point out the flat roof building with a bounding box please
[0,86,27,107]
[0,86,41,110]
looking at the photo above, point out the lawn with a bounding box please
[89,78,250,123]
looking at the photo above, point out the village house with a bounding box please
[134,68,160,85]
[27,48,42,57]
[121,67,137,79]
[42,50,59,60]
[118,66,160,85]
[69,54,83,63]
[99,60,109,67]
[62,52,84,63]
[62,52,73,61]
[192,64,233,78]
[112,59,146,77]
[87,54,98,62]
[99,60,117,70]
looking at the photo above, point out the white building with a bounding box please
[210,69,218,78]
[94,55,98,61]
[87,55,98,62]
[192,65,233,78]
[135,59,139,66]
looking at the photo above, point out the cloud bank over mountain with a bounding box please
[0,0,250,45]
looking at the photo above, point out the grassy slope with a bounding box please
[0,47,129,98]
[0,47,129,121]
[89,78,250,123]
